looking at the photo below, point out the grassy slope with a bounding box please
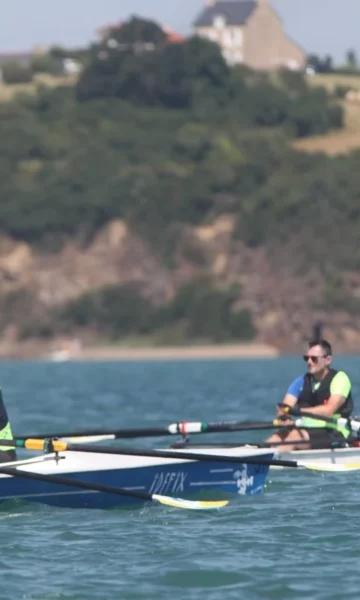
[0,74,76,102]
[293,73,360,155]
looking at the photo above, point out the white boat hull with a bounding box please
[277,446,360,467]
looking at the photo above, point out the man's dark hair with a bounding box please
[308,339,332,356]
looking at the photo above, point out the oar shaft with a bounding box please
[57,441,296,468]
[205,421,280,433]
[18,427,172,440]
[295,410,349,426]
[0,466,152,501]
[0,437,297,467]
[294,411,359,433]
[19,419,284,441]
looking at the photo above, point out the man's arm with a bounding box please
[298,395,345,417]
[277,376,304,415]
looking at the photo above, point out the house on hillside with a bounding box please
[193,0,306,71]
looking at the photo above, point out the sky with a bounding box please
[0,0,359,64]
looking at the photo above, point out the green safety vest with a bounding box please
[0,389,15,452]
[297,369,352,438]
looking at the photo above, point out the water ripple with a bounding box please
[0,358,359,599]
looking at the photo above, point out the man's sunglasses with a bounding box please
[303,355,327,363]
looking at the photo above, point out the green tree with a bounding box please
[77,19,229,108]
[103,16,166,48]
[1,61,33,84]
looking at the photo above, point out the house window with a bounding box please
[107,38,119,49]
[233,29,243,45]
[222,31,233,47]
[206,30,217,42]
[286,59,301,71]
[213,15,226,28]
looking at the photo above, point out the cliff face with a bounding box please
[0,217,360,356]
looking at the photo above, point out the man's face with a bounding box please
[303,344,332,376]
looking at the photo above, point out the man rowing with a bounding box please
[267,339,353,451]
[0,389,16,462]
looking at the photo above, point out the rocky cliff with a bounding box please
[1,216,359,358]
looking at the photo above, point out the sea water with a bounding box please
[0,356,359,599]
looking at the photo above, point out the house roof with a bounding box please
[194,1,257,27]
[161,25,186,44]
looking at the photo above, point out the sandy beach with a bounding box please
[0,338,279,361]
[65,343,279,362]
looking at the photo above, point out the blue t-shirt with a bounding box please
[287,376,305,399]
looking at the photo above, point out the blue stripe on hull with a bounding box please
[0,459,270,509]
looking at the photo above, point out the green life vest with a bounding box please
[0,389,15,452]
[297,369,352,438]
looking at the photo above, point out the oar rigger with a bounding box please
[42,437,64,464]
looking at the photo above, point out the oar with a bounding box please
[0,465,228,511]
[19,417,290,443]
[184,438,340,449]
[3,437,359,472]
[285,408,359,433]
[298,410,358,429]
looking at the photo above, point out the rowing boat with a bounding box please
[276,445,360,468]
[164,441,360,470]
[0,447,272,509]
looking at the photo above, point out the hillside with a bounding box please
[0,34,360,357]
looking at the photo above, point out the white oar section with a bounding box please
[297,460,360,472]
[168,422,203,434]
[348,420,360,434]
[63,435,116,444]
[64,423,206,444]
